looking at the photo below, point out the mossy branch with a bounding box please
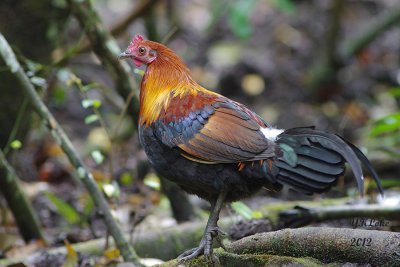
[0,33,142,266]
[226,227,400,266]
[1,196,398,265]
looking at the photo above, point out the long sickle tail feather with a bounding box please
[271,127,380,196]
[343,140,384,196]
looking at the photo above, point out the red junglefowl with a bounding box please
[119,35,383,261]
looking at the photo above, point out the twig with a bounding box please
[227,227,400,265]
[3,98,29,156]
[111,0,158,37]
[0,33,141,265]
[69,0,159,56]
[0,149,45,243]
[112,90,136,139]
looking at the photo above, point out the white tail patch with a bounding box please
[260,127,284,141]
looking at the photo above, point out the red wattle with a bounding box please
[133,58,143,67]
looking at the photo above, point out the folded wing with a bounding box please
[154,95,280,164]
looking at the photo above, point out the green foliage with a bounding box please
[231,201,262,220]
[369,87,400,158]
[91,149,104,164]
[271,0,296,14]
[389,87,400,97]
[143,173,161,191]
[102,181,121,199]
[82,99,102,109]
[44,191,81,225]
[30,76,47,88]
[52,86,67,106]
[370,112,400,136]
[84,114,99,124]
[10,140,22,150]
[225,0,296,40]
[119,171,134,186]
[227,0,257,39]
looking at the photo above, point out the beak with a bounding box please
[118,51,132,60]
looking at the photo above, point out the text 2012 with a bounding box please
[350,238,372,246]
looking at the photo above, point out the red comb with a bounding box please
[132,34,144,46]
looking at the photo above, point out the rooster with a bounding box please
[119,35,383,261]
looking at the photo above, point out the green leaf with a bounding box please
[251,210,263,219]
[84,114,99,124]
[10,140,22,150]
[143,173,161,190]
[82,99,102,109]
[120,171,134,186]
[52,86,67,105]
[91,150,104,165]
[389,87,400,98]
[82,83,98,92]
[30,76,47,87]
[370,112,400,136]
[67,74,82,88]
[102,182,120,198]
[227,0,256,39]
[231,201,253,220]
[271,0,296,14]
[44,191,81,225]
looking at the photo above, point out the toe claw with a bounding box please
[178,226,225,262]
[178,245,205,262]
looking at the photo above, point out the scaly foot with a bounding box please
[178,226,222,262]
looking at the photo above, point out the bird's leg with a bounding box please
[178,190,228,262]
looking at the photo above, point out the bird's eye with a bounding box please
[138,47,146,55]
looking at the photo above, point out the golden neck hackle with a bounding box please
[139,46,211,126]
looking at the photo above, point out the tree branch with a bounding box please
[1,196,397,265]
[111,0,158,37]
[77,0,159,53]
[279,204,400,228]
[0,33,141,265]
[226,227,400,265]
[0,149,45,243]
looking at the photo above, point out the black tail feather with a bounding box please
[344,140,384,196]
[274,127,381,196]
